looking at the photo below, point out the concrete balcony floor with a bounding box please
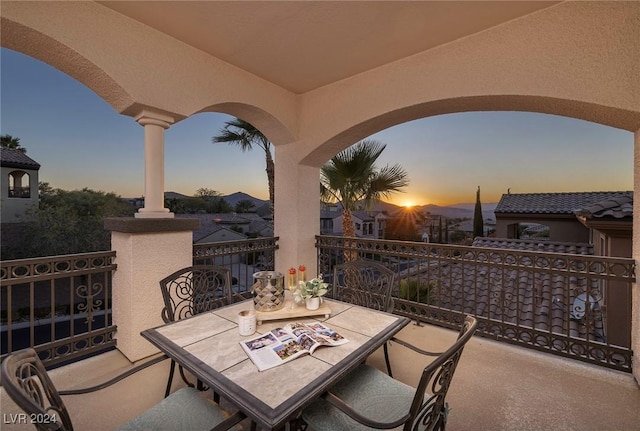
[2,322,639,430]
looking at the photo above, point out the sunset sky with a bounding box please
[1,48,634,207]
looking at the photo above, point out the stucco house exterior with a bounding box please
[0,147,40,223]
[321,202,392,239]
[494,191,633,244]
[575,194,633,258]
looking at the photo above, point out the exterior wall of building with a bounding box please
[592,228,632,258]
[496,216,590,243]
[0,165,39,223]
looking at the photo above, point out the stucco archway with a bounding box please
[302,95,640,167]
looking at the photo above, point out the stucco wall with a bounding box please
[0,166,39,223]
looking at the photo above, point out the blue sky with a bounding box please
[1,48,633,207]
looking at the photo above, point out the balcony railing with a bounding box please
[193,237,279,299]
[1,251,117,367]
[316,235,635,372]
[3,235,631,373]
[0,239,280,368]
[8,186,31,198]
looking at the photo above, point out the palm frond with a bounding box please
[320,139,408,215]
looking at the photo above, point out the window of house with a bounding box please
[8,170,30,198]
[321,219,333,231]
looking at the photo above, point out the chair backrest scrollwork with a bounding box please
[159,265,233,323]
[409,315,478,431]
[332,260,396,312]
[1,348,74,431]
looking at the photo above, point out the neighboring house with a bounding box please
[494,191,633,243]
[196,226,247,243]
[320,208,339,235]
[0,148,40,223]
[575,195,633,346]
[177,214,249,243]
[332,210,389,239]
[476,190,634,349]
[575,194,632,259]
[208,213,252,234]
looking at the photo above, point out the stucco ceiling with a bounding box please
[99,1,560,94]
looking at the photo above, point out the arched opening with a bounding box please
[8,170,30,198]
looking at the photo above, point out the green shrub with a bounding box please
[399,279,434,304]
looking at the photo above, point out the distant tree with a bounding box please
[473,186,484,238]
[449,228,468,244]
[13,187,135,258]
[235,199,256,213]
[212,119,274,211]
[210,198,233,213]
[1,134,26,153]
[191,188,232,212]
[444,219,449,243]
[194,188,222,199]
[38,182,55,201]
[165,198,187,214]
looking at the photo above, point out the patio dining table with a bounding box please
[140,298,410,430]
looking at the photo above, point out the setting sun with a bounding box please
[403,201,415,208]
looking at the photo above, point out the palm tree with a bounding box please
[321,140,409,259]
[1,134,26,153]
[212,119,274,211]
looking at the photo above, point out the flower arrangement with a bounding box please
[294,275,329,303]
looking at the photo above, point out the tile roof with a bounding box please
[472,237,593,255]
[575,195,633,220]
[177,213,274,242]
[399,240,604,347]
[434,259,603,343]
[0,148,41,169]
[495,191,633,215]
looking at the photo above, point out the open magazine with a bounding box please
[240,322,349,371]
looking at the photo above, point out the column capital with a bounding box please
[135,110,175,129]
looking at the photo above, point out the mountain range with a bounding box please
[370,200,497,221]
[163,191,497,220]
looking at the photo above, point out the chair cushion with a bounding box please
[302,364,415,431]
[117,387,235,431]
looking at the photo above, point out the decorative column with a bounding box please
[135,110,174,218]
[274,141,320,276]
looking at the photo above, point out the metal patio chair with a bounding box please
[159,265,234,398]
[1,348,245,431]
[301,315,478,431]
[331,260,396,312]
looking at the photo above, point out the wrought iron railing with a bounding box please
[316,235,635,372]
[1,252,117,367]
[8,186,31,198]
[0,239,279,368]
[193,237,279,300]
